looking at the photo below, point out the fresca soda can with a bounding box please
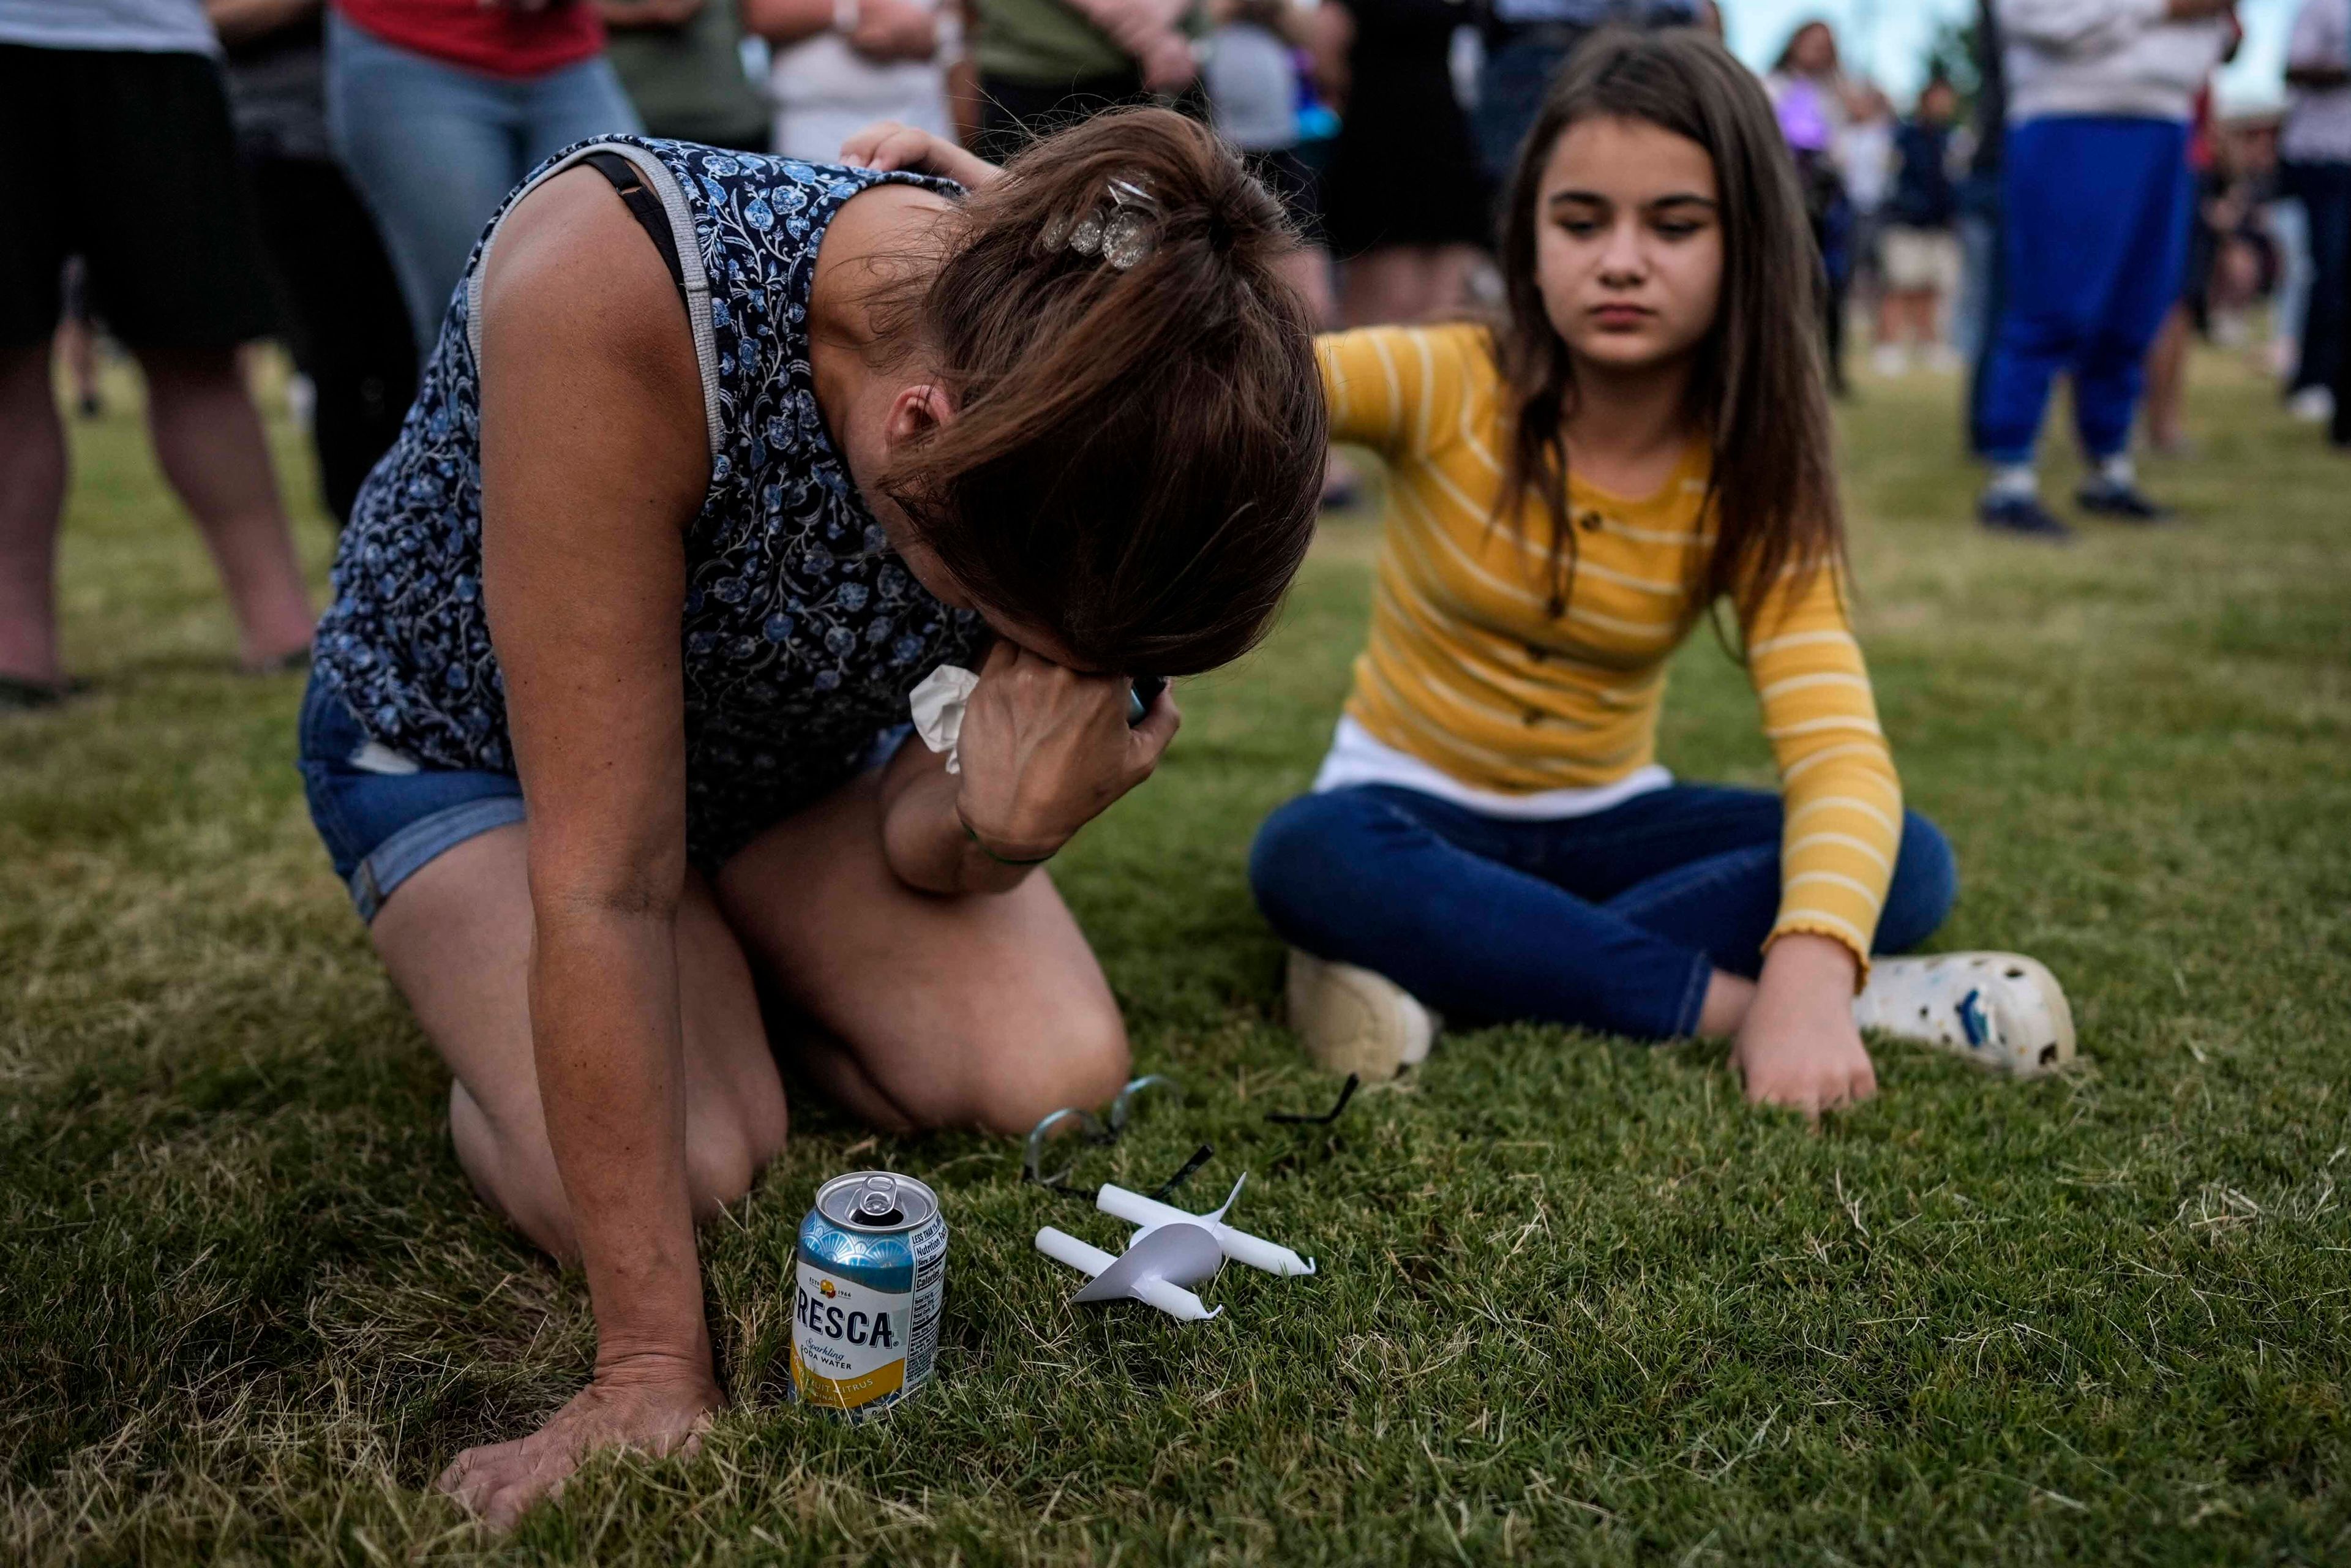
[792,1171,946,1419]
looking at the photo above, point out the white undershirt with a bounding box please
[1310,716,1674,821]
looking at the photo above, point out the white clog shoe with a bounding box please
[1284,950,1438,1081]
[1854,952,2077,1076]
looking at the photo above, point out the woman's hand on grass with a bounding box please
[435,1351,722,1532]
[837,122,1004,189]
[1728,933,1876,1121]
[953,641,1178,864]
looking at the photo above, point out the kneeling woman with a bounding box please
[300,113,1321,1521]
[1249,32,2074,1104]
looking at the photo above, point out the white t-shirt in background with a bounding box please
[770,3,954,165]
[2283,0,2351,167]
[1996,0,2228,125]
[0,0,218,54]
[1204,23,1296,153]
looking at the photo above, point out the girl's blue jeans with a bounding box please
[1249,783,1958,1041]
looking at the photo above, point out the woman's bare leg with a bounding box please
[369,822,786,1260]
[0,343,68,685]
[714,767,1131,1137]
[1276,245,1337,331]
[1342,247,1434,328]
[1432,244,1482,317]
[135,345,317,669]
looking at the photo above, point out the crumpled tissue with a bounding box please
[909,663,981,774]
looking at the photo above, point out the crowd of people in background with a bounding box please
[4,4,2341,1528]
[2,0,2348,707]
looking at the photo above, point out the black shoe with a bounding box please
[2075,478,2172,522]
[0,675,73,711]
[1979,493,2074,540]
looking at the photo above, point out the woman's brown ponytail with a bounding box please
[880,108,1327,676]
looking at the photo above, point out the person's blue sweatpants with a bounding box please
[1976,116,2192,467]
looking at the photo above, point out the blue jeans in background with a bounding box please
[1249,783,1957,1041]
[1975,115,2191,466]
[2265,192,2312,381]
[2282,160,2351,399]
[1955,170,2002,454]
[324,10,642,354]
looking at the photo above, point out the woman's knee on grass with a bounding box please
[449,1080,580,1261]
[932,988,1132,1136]
[684,1076,789,1221]
[446,1068,787,1258]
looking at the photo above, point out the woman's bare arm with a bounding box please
[476,168,716,1412]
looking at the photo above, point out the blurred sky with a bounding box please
[1720,0,2300,113]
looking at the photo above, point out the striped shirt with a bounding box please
[1319,323,1903,972]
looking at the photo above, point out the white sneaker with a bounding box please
[1872,342,1911,378]
[2288,386,2335,424]
[1924,344,1963,374]
[1284,950,1437,1081]
[1854,953,2077,1078]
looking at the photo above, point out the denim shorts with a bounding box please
[296,671,523,923]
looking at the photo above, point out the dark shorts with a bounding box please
[297,671,522,923]
[0,45,279,349]
[297,670,913,920]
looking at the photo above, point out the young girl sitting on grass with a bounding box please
[1248,29,2075,1111]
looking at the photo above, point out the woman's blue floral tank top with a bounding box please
[312,138,984,865]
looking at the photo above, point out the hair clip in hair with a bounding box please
[1100,176,1157,270]
[1041,174,1158,271]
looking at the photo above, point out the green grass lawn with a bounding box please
[4,349,2349,1566]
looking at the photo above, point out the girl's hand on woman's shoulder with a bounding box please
[951,640,1177,863]
[837,122,1004,190]
[1729,934,1877,1122]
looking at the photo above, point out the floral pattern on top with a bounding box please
[312,138,984,866]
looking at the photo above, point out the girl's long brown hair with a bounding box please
[1491,28,1844,632]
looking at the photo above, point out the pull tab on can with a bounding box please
[852,1174,904,1228]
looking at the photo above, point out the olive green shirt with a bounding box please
[604,0,771,148]
[972,0,1200,88]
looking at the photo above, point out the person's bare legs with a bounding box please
[1276,245,1337,333]
[59,315,102,416]
[0,342,70,686]
[367,755,1131,1250]
[1432,244,1481,317]
[2142,302,2191,455]
[1277,244,1363,503]
[1343,246,1439,327]
[1343,244,1483,328]
[714,765,1131,1137]
[136,344,317,669]
[369,822,787,1260]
